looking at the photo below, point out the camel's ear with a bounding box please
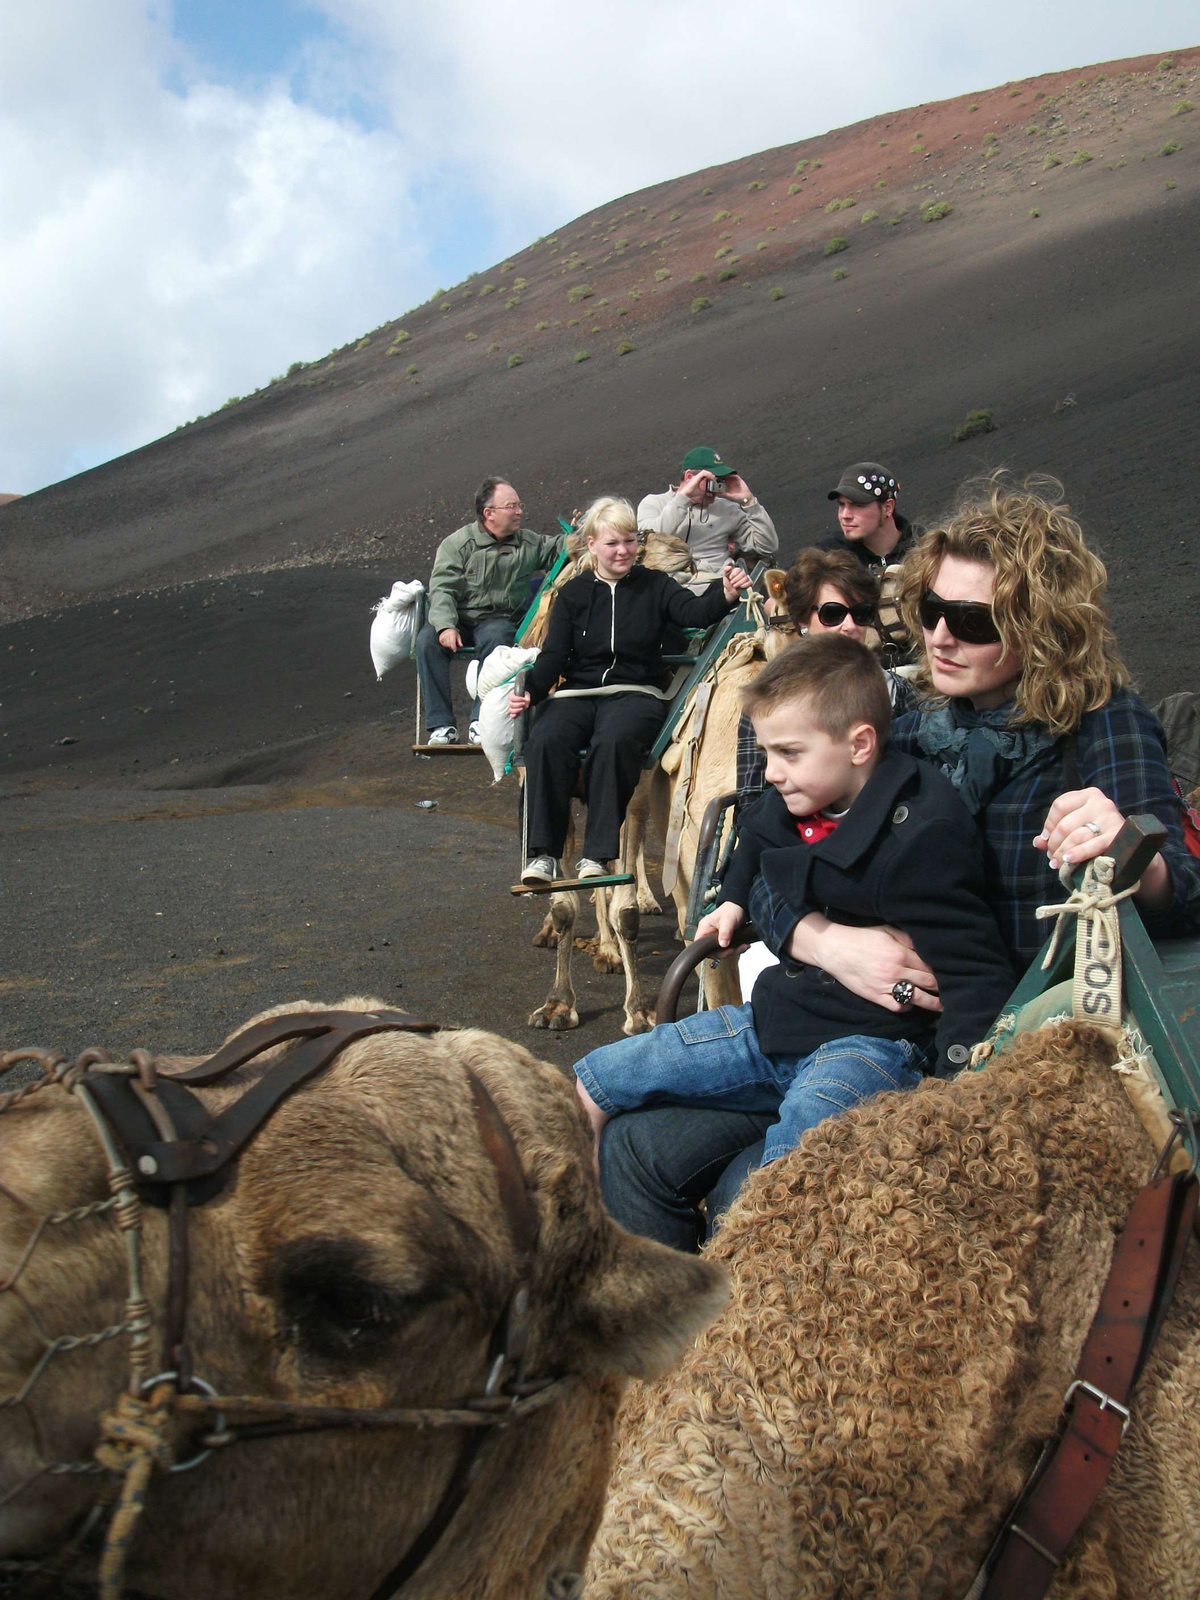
[569,1228,729,1380]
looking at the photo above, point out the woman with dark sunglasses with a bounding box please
[761,477,1198,1028]
[598,475,1200,1254]
[737,548,914,801]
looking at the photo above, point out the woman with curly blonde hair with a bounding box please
[596,475,1200,1254]
[880,473,1199,966]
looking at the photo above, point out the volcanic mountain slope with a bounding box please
[2,46,1198,622]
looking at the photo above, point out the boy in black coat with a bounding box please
[573,635,1015,1166]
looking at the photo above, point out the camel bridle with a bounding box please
[0,1010,576,1600]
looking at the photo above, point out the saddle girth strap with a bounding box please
[976,1167,1198,1599]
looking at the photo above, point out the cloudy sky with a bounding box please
[2,2,1195,494]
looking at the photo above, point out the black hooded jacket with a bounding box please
[526,566,735,703]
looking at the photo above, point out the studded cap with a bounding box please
[827,462,899,505]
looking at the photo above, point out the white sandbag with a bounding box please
[477,645,539,698]
[473,645,540,781]
[369,580,425,679]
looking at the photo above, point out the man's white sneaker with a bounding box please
[576,858,609,880]
[427,726,459,745]
[522,855,559,885]
[467,721,482,745]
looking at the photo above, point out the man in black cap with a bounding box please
[638,445,778,589]
[817,461,915,574]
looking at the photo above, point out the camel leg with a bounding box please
[623,774,661,915]
[587,887,623,974]
[529,891,581,1031]
[530,810,576,949]
[610,882,653,1035]
[702,955,743,1010]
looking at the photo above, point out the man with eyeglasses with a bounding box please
[638,446,778,592]
[416,477,564,745]
[817,462,916,575]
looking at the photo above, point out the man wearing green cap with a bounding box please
[637,446,778,588]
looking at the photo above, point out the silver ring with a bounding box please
[1084,821,1101,837]
[891,980,915,1010]
[140,1371,225,1472]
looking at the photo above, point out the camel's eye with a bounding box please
[275,1237,441,1362]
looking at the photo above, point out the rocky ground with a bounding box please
[2,45,1198,1063]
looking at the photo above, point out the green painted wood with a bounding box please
[975,900,1200,1120]
[645,564,767,766]
[510,872,635,896]
[514,546,571,646]
[1114,909,1200,1114]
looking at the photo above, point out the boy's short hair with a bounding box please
[742,634,892,742]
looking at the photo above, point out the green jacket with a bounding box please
[426,522,564,633]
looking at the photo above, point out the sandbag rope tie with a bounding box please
[1035,855,1137,972]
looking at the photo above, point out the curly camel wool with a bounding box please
[586,1021,1200,1599]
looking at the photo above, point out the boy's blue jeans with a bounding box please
[575,1003,926,1166]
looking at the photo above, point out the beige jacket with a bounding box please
[637,488,778,582]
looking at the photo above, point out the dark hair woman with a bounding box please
[737,547,915,803]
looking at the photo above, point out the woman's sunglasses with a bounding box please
[816,601,876,628]
[918,590,1001,646]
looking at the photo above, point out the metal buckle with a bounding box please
[1064,1378,1131,1436]
[1153,1109,1200,1180]
[140,1370,226,1471]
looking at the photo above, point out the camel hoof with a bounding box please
[623,1007,655,1036]
[532,928,558,949]
[529,1002,580,1031]
[592,952,622,975]
[637,891,663,915]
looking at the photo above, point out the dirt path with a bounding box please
[0,781,682,1065]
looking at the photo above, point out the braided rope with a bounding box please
[94,1383,177,1600]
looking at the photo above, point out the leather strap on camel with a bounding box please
[2,1010,565,1600]
[969,1149,1198,1600]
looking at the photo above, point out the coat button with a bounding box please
[946,1044,970,1065]
[892,804,909,825]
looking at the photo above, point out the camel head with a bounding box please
[762,567,789,618]
[0,999,727,1600]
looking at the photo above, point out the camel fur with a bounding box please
[585,1020,1200,1600]
[649,615,793,1006]
[0,998,728,1600]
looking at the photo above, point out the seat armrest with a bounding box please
[656,923,755,1024]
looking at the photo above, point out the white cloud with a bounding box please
[0,0,430,493]
[321,0,1198,221]
[3,0,1196,491]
